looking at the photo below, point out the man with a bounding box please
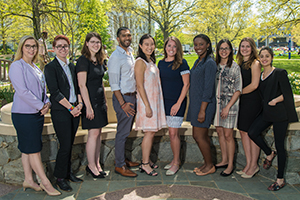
[108,27,139,177]
[38,31,50,71]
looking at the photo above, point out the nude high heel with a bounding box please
[40,183,61,196]
[23,180,42,192]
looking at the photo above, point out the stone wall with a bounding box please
[0,127,299,185]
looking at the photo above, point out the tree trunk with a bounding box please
[148,0,151,34]
[32,0,41,39]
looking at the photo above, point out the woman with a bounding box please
[9,36,61,196]
[77,32,108,178]
[158,36,190,176]
[44,35,83,192]
[236,37,262,178]
[248,47,298,191]
[189,34,217,176]
[135,34,167,176]
[213,39,242,176]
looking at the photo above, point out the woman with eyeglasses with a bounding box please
[77,32,108,178]
[213,39,242,176]
[9,35,60,196]
[44,35,83,192]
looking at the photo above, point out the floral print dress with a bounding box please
[213,61,242,128]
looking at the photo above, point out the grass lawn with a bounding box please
[157,53,300,73]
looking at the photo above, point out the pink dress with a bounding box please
[135,58,167,132]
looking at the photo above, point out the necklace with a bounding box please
[263,67,274,79]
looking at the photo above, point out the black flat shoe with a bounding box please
[86,166,105,178]
[220,169,234,177]
[56,178,72,192]
[215,164,228,169]
[68,173,83,183]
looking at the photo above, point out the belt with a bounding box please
[123,92,136,96]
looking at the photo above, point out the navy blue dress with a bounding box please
[187,56,217,128]
[158,59,189,117]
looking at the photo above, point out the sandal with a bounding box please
[139,162,158,176]
[263,151,277,170]
[268,181,286,191]
[149,161,159,169]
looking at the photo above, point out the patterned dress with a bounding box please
[135,58,167,132]
[213,61,242,128]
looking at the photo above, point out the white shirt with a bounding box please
[107,46,136,94]
[56,56,77,103]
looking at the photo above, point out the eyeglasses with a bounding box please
[55,45,69,50]
[24,44,37,50]
[89,41,101,45]
[219,47,230,52]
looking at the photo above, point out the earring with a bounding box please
[207,48,209,50]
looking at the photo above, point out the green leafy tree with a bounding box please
[8,0,71,39]
[189,0,255,48]
[44,0,110,57]
[134,0,198,41]
[0,0,31,54]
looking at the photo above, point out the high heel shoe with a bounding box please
[86,166,105,178]
[40,183,61,196]
[23,180,42,191]
[241,167,260,178]
[236,170,245,175]
[99,171,107,176]
[139,162,158,176]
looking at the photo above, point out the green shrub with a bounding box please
[0,86,14,107]
[288,72,300,95]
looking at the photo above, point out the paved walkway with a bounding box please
[0,162,299,200]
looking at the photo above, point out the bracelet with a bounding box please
[121,102,127,109]
[68,105,75,112]
[120,102,126,107]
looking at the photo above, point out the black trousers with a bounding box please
[51,109,80,178]
[248,113,288,178]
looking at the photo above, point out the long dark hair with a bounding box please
[236,37,259,70]
[216,39,233,68]
[137,34,156,63]
[193,34,213,63]
[81,32,105,65]
[163,36,183,70]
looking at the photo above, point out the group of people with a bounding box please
[8,27,297,196]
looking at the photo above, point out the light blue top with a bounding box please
[107,46,136,94]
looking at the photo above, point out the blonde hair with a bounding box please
[14,36,39,63]
[163,36,183,70]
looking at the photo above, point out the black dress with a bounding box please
[76,55,108,129]
[237,63,262,132]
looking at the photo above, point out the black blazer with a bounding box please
[44,57,79,111]
[261,68,298,123]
